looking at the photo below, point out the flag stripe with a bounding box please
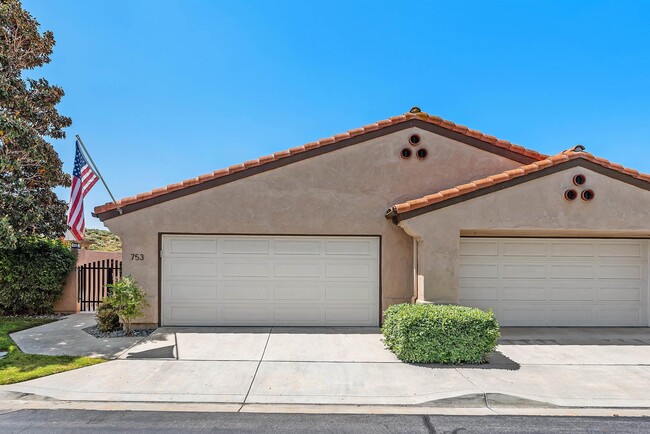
[67,141,99,241]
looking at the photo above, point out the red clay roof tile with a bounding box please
[94,111,548,215]
[388,151,650,218]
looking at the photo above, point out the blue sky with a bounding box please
[23,0,650,229]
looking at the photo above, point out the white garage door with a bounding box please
[161,235,380,326]
[459,238,649,326]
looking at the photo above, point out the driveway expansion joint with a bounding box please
[241,327,272,408]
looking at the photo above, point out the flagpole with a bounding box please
[75,134,123,215]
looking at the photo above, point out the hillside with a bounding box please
[84,229,122,252]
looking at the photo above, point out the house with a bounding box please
[93,109,650,328]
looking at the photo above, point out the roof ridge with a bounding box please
[94,111,547,216]
[387,151,650,218]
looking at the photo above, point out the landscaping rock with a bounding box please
[83,325,154,339]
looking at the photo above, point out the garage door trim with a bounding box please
[157,233,382,326]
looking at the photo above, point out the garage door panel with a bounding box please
[166,281,218,301]
[549,264,594,279]
[272,282,323,300]
[460,238,648,326]
[503,264,546,279]
[161,235,379,326]
[502,286,546,301]
[221,305,269,324]
[274,262,322,278]
[221,261,270,278]
[167,306,218,325]
[326,262,374,279]
[325,239,375,256]
[168,258,218,278]
[220,282,270,301]
[598,265,642,279]
[273,240,321,255]
[599,287,641,301]
[325,282,373,300]
[501,307,546,325]
[326,306,373,323]
[273,306,323,324]
[548,305,596,322]
[550,286,595,301]
[459,240,498,256]
[222,238,269,255]
[550,242,595,257]
[168,238,218,255]
[599,243,643,258]
[502,241,547,256]
[460,264,498,278]
[597,307,643,325]
[459,285,498,301]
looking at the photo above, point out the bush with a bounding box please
[382,303,500,364]
[105,276,148,334]
[0,238,75,315]
[95,301,120,332]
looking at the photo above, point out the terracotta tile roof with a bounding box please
[387,150,650,218]
[94,111,547,216]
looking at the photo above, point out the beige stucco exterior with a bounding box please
[399,166,650,304]
[103,127,522,326]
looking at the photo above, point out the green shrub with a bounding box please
[105,276,148,334]
[382,303,500,364]
[95,301,120,332]
[0,238,75,315]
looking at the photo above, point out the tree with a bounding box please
[0,0,72,248]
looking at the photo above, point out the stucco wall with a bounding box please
[103,127,521,325]
[400,166,650,303]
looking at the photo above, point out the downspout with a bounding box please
[411,238,418,304]
[386,206,420,304]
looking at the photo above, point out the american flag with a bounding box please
[67,141,99,241]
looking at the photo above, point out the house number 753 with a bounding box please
[131,254,144,261]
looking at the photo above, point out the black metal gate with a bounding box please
[78,259,123,311]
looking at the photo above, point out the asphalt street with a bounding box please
[0,410,648,433]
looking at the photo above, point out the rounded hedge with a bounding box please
[0,238,76,315]
[382,303,500,364]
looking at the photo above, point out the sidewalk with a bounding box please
[9,313,146,358]
[3,325,650,410]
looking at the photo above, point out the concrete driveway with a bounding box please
[4,326,650,408]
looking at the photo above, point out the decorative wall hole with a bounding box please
[581,189,595,201]
[573,174,586,186]
[416,148,428,159]
[409,134,421,146]
[564,189,578,201]
[400,148,412,159]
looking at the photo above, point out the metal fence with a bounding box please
[77,259,122,312]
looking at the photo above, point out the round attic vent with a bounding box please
[573,174,586,186]
[564,189,578,201]
[400,148,412,159]
[416,148,428,159]
[409,134,421,145]
[581,189,595,201]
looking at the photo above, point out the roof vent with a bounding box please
[409,106,421,114]
[571,144,586,152]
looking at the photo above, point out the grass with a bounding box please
[0,316,104,385]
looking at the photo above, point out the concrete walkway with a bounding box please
[3,326,650,408]
[10,313,146,358]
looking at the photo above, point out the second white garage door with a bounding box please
[161,235,380,326]
[459,238,649,326]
